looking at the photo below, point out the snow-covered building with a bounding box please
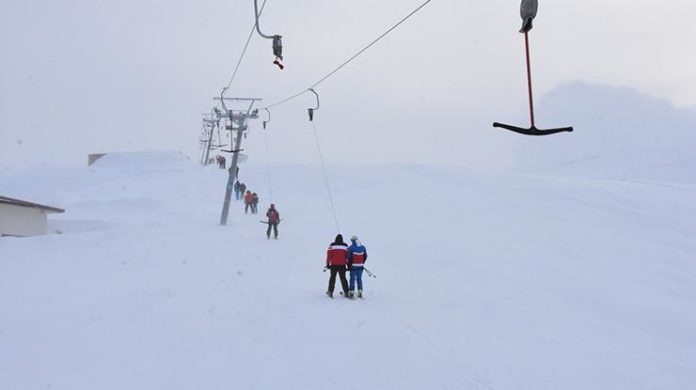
[0,196,65,237]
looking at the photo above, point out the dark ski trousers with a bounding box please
[327,265,349,295]
[245,203,251,214]
[266,223,278,239]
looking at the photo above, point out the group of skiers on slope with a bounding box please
[233,181,247,201]
[215,155,227,170]
[234,181,260,214]
[325,234,368,299]
[243,190,260,214]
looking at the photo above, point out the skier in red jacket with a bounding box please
[265,204,280,239]
[325,234,350,299]
[244,190,253,214]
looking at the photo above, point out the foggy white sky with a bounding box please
[1,0,695,168]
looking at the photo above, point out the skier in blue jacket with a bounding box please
[347,235,368,299]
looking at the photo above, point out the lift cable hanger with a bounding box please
[493,0,573,136]
[253,0,284,69]
[221,0,268,98]
[262,0,433,111]
[307,89,320,121]
[219,87,230,113]
[261,108,271,129]
[310,120,341,234]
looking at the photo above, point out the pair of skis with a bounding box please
[324,290,365,300]
[339,291,364,299]
[323,267,375,299]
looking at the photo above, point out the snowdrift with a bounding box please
[514,81,696,183]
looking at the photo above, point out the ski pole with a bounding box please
[363,268,376,278]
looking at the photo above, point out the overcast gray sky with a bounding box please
[2,0,695,168]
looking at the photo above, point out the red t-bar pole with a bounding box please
[524,31,535,128]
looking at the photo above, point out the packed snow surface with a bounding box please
[2,152,696,389]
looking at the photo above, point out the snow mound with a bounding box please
[91,151,193,172]
[513,81,696,183]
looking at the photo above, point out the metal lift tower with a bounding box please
[200,112,219,166]
[214,96,261,226]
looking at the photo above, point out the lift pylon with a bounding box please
[213,94,262,225]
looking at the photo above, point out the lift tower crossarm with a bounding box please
[214,97,264,102]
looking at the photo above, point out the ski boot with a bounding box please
[326,290,333,299]
[347,290,355,299]
[358,289,363,299]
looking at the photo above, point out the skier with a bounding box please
[265,204,280,239]
[347,235,368,299]
[325,234,350,299]
[244,190,253,214]
[239,183,247,201]
[234,181,241,201]
[251,192,259,214]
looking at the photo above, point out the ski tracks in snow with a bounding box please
[393,314,503,390]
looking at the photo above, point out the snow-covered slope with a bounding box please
[92,151,194,171]
[514,81,696,183]
[2,153,696,389]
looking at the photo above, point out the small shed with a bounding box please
[0,196,65,237]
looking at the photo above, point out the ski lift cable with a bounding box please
[263,125,274,203]
[310,121,341,234]
[259,107,274,203]
[263,0,434,110]
[253,0,284,69]
[222,0,268,95]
